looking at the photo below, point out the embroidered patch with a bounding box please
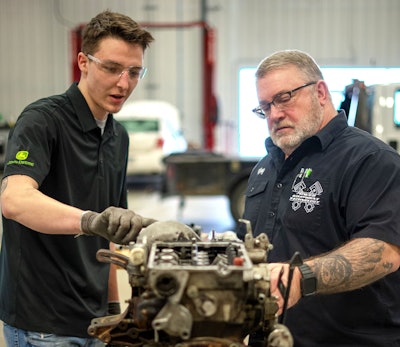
[7,150,35,167]
[257,167,265,175]
[289,167,323,213]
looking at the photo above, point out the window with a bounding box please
[394,89,400,126]
[119,119,160,133]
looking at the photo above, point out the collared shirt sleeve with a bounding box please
[343,148,400,246]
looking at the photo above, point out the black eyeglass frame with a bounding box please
[252,81,317,119]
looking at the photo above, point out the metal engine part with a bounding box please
[88,220,293,347]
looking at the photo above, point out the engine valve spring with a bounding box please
[156,248,179,265]
[195,251,210,265]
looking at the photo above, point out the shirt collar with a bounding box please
[313,110,348,151]
[66,83,117,134]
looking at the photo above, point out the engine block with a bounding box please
[87,220,293,347]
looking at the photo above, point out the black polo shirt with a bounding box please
[239,111,400,346]
[0,83,129,337]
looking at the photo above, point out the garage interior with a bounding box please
[1,0,399,345]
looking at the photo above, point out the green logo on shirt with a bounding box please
[16,151,29,160]
[6,150,34,167]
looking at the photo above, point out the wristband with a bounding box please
[298,263,317,297]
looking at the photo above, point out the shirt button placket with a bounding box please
[269,182,283,218]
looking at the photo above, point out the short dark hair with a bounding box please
[81,10,154,54]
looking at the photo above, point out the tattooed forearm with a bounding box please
[313,254,352,292]
[311,238,394,294]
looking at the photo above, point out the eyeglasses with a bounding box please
[85,53,147,80]
[252,81,317,119]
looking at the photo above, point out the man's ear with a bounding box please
[77,52,89,75]
[316,80,330,105]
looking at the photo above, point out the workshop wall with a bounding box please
[0,0,399,153]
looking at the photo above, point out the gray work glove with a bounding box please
[80,206,157,244]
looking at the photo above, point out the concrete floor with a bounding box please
[0,189,236,345]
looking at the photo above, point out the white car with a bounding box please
[114,100,187,176]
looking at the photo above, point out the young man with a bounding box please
[239,50,400,346]
[0,11,155,346]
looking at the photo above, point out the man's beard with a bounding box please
[272,97,323,156]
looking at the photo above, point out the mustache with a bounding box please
[271,121,292,132]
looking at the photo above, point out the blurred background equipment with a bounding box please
[114,100,187,177]
[163,151,258,222]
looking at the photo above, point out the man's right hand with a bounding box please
[80,206,157,244]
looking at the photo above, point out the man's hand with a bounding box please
[80,206,157,244]
[268,263,302,316]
